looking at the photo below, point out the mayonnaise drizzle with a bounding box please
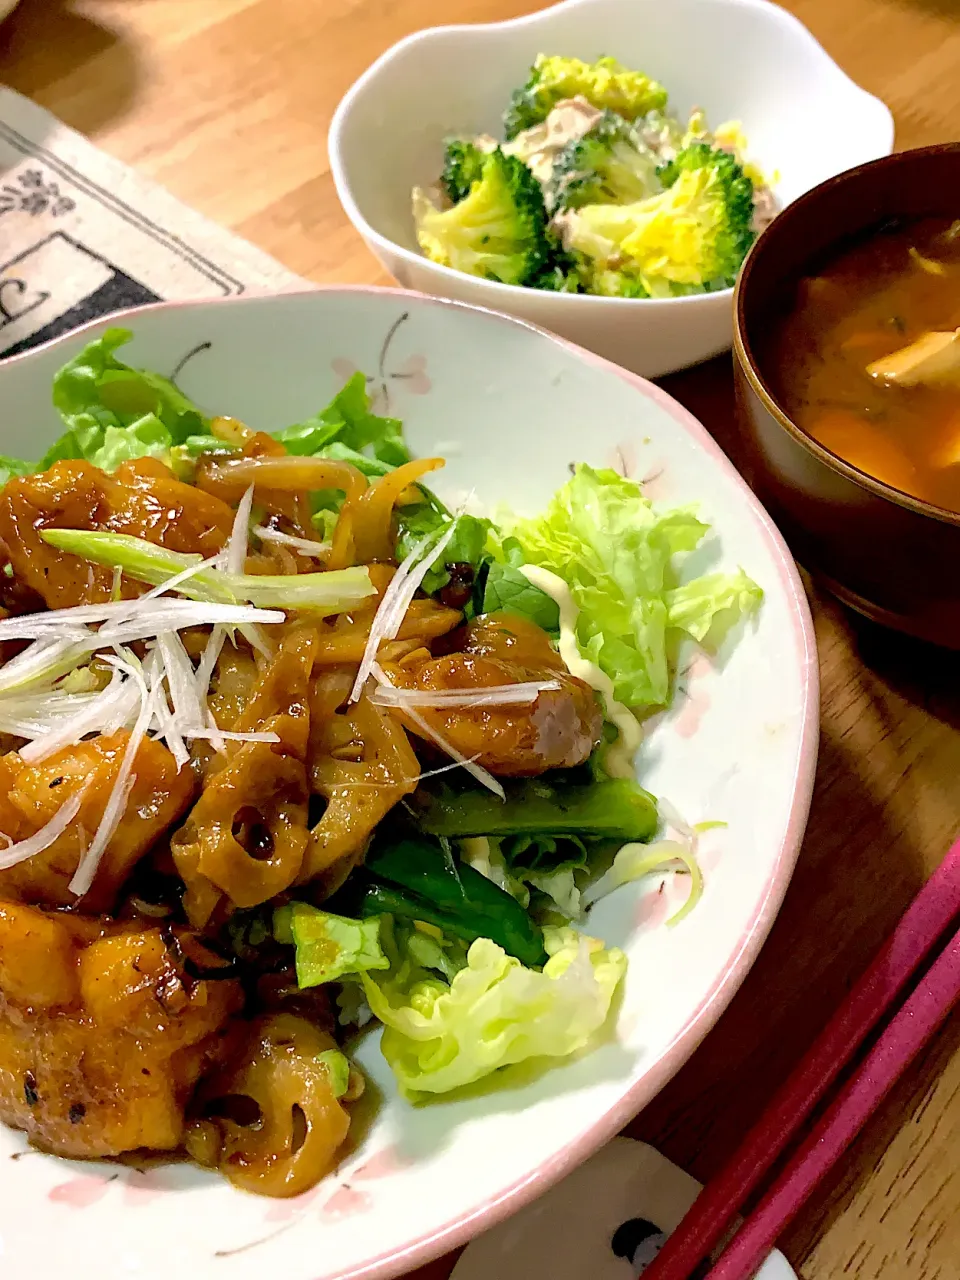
[518,564,643,778]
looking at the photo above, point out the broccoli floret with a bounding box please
[413,148,551,287]
[503,54,668,140]
[441,139,487,204]
[656,142,756,277]
[550,111,660,212]
[566,141,757,296]
[588,269,650,298]
[529,245,585,292]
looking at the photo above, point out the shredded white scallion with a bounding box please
[371,680,560,710]
[372,662,505,800]
[17,669,128,763]
[0,638,100,695]
[0,783,91,871]
[226,485,256,576]
[350,517,463,704]
[0,599,282,644]
[254,525,331,558]
[182,727,280,744]
[156,632,206,730]
[68,657,156,898]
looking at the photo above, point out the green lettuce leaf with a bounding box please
[0,455,34,488]
[274,903,390,987]
[506,464,762,707]
[275,372,410,466]
[482,561,560,631]
[87,415,174,471]
[45,327,208,471]
[395,503,491,596]
[362,925,626,1096]
[664,569,764,645]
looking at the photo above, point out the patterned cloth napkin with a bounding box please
[0,87,301,360]
[451,1138,796,1280]
[0,86,797,1280]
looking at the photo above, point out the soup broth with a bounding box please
[769,216,960,512]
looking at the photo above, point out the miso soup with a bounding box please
[769,216,960,512]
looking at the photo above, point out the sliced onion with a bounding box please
[237,622,273,660]
[152,675,190,770]
[330,754,479,788]
[0,783,90,871]
[195,625,226,699]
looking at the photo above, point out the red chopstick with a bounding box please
[702,922,960,1279]
[641,835,960,1280]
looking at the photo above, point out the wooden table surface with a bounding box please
[3,1,960,1275]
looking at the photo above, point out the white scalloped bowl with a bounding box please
[329,0,893,378]
[0,288,817,1280]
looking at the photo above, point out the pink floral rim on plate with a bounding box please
[3,285,819,1280]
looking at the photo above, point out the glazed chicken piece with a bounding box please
[381,612,602,776]
[0,733,195,912]
[0,457,235,609]
[0,903,242,1158]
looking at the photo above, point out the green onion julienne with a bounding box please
[40,529,376,615]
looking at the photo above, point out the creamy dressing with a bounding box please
[518,564,642,778]
[502,97,604,188]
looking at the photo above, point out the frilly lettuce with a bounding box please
[524,866,582,919]
[506,464,762,707]
[362,925,625,1097]
[45,327,207,471]
[0,455,33,488]
[6,334,412,484]
[274,371,409,467]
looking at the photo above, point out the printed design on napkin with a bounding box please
[449,1138,795,1280]
[0,229,162,358]
[0,167,75,218]
[0,87,303,360]
[611,1216,718,1277]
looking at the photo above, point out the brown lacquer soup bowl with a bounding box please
[734,144,960,647]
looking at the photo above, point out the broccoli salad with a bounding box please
[412,54,778,298]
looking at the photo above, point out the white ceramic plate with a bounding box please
[329,0,894,378]
[0,289,818,1280]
